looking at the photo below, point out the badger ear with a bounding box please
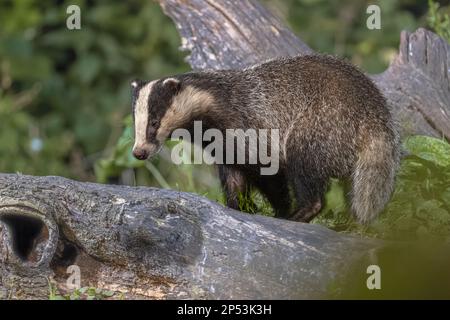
[162,78,181,92]
[131,79,142,89]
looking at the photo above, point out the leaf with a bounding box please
[69,293,80,300]
[442,188,450,205]
[102,290,115,297]
[404,136,450,167]
[87,287,97,296]
[415,200,445,219]
[78,287,89,294]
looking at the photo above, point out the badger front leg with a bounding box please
[217,165,256,212]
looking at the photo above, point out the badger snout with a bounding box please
[132,147,150,160]
[132,143,161,160]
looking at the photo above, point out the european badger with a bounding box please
[131,55,400,224]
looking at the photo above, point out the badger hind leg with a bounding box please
[288,176,327,222]
[289,199,323,222]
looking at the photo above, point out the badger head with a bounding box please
[130,76,215,160]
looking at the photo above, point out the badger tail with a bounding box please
[350,133,400,224]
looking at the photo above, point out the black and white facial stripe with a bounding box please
[132,79,157,153]
[131,77,215,160]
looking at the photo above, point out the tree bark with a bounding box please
[159,0,450,140]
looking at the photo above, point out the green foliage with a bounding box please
[427,0,450,42]
[269,0,421,73]
[314,136,450,241]
[237,189,274,216]
[404,135,450,166]
[0,0,188,178]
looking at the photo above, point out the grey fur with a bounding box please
[132,54,401,224]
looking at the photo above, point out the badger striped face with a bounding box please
[131,76,216,160]
[131,78,181,160]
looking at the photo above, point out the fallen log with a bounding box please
[0,174,379,299]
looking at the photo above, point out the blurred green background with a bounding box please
[0,0,188,180]
[1,0,450,240]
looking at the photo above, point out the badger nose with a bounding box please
[132,148,149,160]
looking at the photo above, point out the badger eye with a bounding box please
[150,119,159,127]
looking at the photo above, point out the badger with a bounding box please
[130,55,400,224]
